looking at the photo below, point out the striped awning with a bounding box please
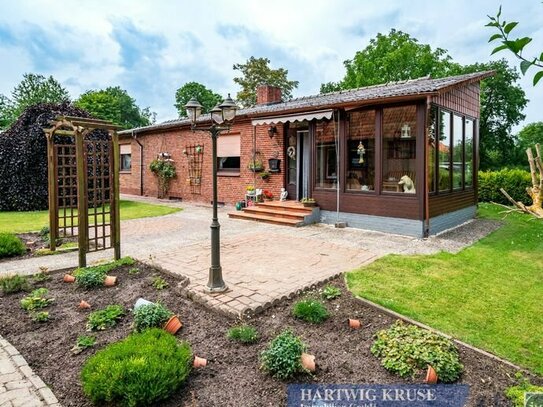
[251,109,334,126]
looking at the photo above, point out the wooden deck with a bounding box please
[228,200,318,227]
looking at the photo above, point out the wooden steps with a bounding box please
[228,201,317,227]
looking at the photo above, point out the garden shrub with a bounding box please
[261,329,307,380]
[371,320,463,383]
[0,274,29,294]
[81,328,192,407]
[505,374,543,407]
[74,257,135,288]
[321,285,341,300]
[227,325,259,344]
[0,103,94,211]
[87,305,124,331]
[0,233,25,258]
[152,276,169,290]
[20,288,53,311]
[31,311,50,322]
[133,302,172,332]
[478,169,532,205]
[292,299,329,324]
[71,335,96,354]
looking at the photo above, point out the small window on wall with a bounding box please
[120,144,131,172]
[347,110,375,192]
[465,118,474,187]
[382,105,417,194]
[452,115,464,189]
[438,110,451,192]
[217,134,240,174]
[427,106,437,193]
[315,120,337,189]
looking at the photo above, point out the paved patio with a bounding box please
[0,196,499,316]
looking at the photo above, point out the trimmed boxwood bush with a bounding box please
[0,233,25,258]
[478,169,532,205]
[260,329,307,380]
[371,320,463,383]
[81,328,192,407]
[292,299,329,324]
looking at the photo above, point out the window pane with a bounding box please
[315,120,337,189]
[217,156,240,171]
[465,118,474,187]
[452,115,463,189]
[438,110,451,192]
[120,154,131,171]
[428,106,437,193]
[347,110,375,192]
[382,106,417,194]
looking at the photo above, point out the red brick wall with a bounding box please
[119,119,286,204]
[432,83,480,118]
[256,85,282,105]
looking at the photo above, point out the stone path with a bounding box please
[0,336,60,407]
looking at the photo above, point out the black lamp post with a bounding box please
[185,94,239,292]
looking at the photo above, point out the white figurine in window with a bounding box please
[398,175,416,194]
[280,188,288,201]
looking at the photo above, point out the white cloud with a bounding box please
[0,0,541,130]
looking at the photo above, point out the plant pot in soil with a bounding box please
[348,318,361,329]
[301,352,316,372]
[103,275,117,287]
[79,300,91,309]
[63,274,75,283]
[163,315,183,334]
[193,356,207,368]
[425,365,438,384]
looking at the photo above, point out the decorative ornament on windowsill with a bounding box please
[401,123,411,139]
[357,141,366,164]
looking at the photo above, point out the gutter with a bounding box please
[132,130,144,196]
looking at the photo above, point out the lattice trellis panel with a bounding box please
[55,144,78,239]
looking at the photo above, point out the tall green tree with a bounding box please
[0,73,70,130]
[75,86,155,129]
[460,60,527,170]
[233,57,299,107]
[174,82,222,118]
[320,30,527,170]
[320,29,461,92]
[487,6,543,86]
[517,122,543,152]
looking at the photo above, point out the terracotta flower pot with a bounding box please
[193,356,207,368]
[63,274,75,283]
[103,275,117,286]
[425,365,438,384]
[348,318,361,329]
[163,315,182,335]
[79,300,91,309]
[301,352,316,372]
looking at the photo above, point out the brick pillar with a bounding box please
[256,85,282,105]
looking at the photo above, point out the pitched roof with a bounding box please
[120,71,493,134]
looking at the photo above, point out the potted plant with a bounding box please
[262,190,273,201]
[268,151,281,173]
[300,197,317,207]
[247,159,264,172]
[246,185,255,196]
[259,171,270,181]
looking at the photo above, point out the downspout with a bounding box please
[335,110,340,223]
[423,97,431,237]
[132,130,144,196]
[252,125,257,191]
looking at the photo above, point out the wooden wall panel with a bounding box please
[432,83,480,118]
[429,190,476,218]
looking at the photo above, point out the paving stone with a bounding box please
[38,388,58,405]
[5,381,29,391]
[9,357,25,369]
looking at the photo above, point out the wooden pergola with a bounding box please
[44,116,122,268]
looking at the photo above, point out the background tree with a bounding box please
[320,30,527,170]
[233,57,299,107]
[0,73,70,130]
[320,29,461,92]
[75,86,154,129]
[487,6,543,86]
[174,82,222,118]
[517,122,543,152]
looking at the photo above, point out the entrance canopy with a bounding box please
[251,109,333,126]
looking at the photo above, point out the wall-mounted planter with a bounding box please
[64,274,75,283]
[163,315,182,334]
[268,158,281,173]
[301,352,316,372]
[425,365,438,384]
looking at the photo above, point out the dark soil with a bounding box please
[0,263,537,407]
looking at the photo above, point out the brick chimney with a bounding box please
[256,85,282,105]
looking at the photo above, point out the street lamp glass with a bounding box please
[219,93,238,122]
[210,105,224,124]
[185,97,203,123]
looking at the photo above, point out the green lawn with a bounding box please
[346,203,543,375]
[0,200,181,234]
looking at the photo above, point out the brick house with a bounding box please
[119,71,492,237]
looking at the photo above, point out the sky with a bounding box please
[0,0,541,131]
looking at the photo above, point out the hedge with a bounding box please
[478,169,533,206]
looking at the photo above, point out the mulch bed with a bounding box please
[0,262,535,406]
